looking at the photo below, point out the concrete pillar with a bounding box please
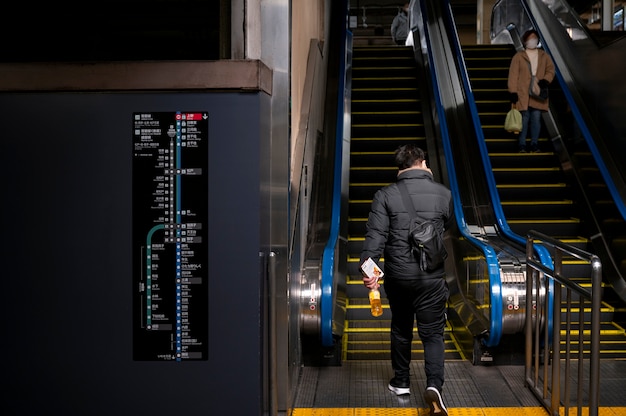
[602,0,614,31]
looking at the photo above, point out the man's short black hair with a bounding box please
[395,143,426,170]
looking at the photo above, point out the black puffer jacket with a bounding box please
[360,168,454,279]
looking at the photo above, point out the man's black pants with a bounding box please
[384,276,449,391]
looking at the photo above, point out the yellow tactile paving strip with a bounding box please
[292,408,626,416]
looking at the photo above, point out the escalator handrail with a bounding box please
[320,8,351,347]
[558,76,626,222]
[418,0,505,345]
[439,0,555,345]
[518,0,626,223]
[441,0,554,268]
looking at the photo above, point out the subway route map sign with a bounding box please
[132,111,208,361]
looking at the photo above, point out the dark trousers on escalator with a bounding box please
[384,276,449,392]
[518,107,542,150]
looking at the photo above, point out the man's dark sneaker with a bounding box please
[519,146,527,153]
[424,386,448,416]
[388,377,410,395]
[531,146,541,153]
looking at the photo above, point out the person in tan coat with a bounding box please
[508,29,555,152]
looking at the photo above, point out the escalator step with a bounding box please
[345,45,427,360]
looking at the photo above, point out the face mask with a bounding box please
[525,38,538,49]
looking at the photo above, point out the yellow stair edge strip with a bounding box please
[500,200,573,205]
[497,183,566,188]
[492,167,561,172]
[292,407,626,416]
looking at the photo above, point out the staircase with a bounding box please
[344,44,462,361]
[462,43,626,358]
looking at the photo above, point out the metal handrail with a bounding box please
[525,230,601,416]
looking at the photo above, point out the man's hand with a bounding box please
[362,273,380,290]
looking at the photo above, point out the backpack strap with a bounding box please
[398,181,421,221]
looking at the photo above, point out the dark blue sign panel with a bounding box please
[132,111,208,361]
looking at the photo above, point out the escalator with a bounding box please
[462,45,584,242]
[303,0,626,366]
[570,144,626,303]
[490,0,626,303]
[344,44,463,360]
[462,42,626,357]
[341,1,554,364]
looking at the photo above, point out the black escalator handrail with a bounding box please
[418,0,505,345]
[519,0,626,223]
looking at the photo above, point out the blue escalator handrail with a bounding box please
[418,0,504,345]
[519,0,626,223]
[320,20,351,347]
[441,0,553,268]
[440,0,554,344]
[554,70,626,221]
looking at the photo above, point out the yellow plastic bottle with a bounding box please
[369,288,383,317]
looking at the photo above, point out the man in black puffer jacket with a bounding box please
[360,144,453,416]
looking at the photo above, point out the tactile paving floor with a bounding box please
[292,359,626,415]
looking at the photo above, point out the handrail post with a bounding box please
[524,235,533,384]
[550,253,561,414]
[524,230,601,416]
[589,256,602,416]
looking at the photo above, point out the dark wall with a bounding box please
[1,0,221,62]
[0,91,268,415]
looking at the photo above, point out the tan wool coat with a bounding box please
[507,49,555,111]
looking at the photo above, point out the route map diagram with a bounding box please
[132,111,208,361]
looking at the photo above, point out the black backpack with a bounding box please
[398,181,447,272]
